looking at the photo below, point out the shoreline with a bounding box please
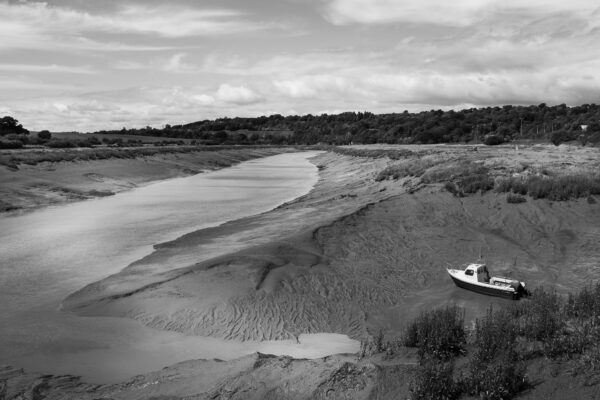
[0,146,295,215]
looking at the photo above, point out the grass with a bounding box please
[496,174,600,201]
[0,145,278,168]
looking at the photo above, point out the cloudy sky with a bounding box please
[1,0,599,131]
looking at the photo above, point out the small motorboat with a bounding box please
[447,263,528,300]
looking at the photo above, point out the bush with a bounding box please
[550,130,575,146]
[37,130,51,140]
[403,306,466,360]
[457,173,495,193]
[566,283,600,319]
[467,357,527,400]
[484,134,504,146]
[466,308,526,400]
[514,287,563,341]
[445,182,463,197]
[506,194,526,203]
[410,359,460,400]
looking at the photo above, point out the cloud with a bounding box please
[0,64,94,74]
[216,84,263,105]
[322,0,600,26]
[273,80,317,98]
[0,2,270,53]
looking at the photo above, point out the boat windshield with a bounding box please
[465,269,474,276]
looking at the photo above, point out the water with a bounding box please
[0,151,359,383]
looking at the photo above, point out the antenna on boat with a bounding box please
[478,245,483,261]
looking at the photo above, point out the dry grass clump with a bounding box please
[496,174,600,201]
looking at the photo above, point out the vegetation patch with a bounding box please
[375,158,443,181]
[403,305,466,360]
[496,174,600,201]
[506,194,527,203]
[410,359,460,400]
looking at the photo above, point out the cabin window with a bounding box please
[465,270,474,276]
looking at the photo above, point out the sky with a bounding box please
[1,0,599,132]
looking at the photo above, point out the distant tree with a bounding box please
[0,116,29,136]
[37,130,52,141]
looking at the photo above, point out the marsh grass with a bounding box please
[496,174,600,201]
[403,305,466,360]
[410,358,460,400]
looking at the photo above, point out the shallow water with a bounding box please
[0,151,359,383]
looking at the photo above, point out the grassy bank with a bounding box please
[0,145,284,169]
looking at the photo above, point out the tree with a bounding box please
[37,130,52,141]
[0,116,29,136]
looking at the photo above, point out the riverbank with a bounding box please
[0,146,292,213]
[4,143,600,399]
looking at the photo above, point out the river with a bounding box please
[0,151,359,383]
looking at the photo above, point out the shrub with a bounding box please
[466,308,526,400]
[506,194,526,203]
[484,134,504,146]
[403,305,466,360]
[550,130,575,146]
[410,359,460,400]
[37,130,52,140]
[566,283,600,319]
[445,182,463,197]
[514,287,563,341]
[457,173,495,193]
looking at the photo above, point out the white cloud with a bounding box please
[322,0,600,26]
[0,64,94,74]
[0,2,269,53]
[216,84,263,105]
[273,80,317,98]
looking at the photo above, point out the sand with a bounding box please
[3,143,600,399]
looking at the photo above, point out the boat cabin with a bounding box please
[463,263,490,283]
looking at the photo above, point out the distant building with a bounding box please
[581,125,588,132]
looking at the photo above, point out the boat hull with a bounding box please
[449,275,520,300]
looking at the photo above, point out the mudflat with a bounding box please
[3,143,600,399]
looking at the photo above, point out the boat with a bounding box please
[447,263,528,300]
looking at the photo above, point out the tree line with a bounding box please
[91,103,600,145]
[2,103,600,148]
